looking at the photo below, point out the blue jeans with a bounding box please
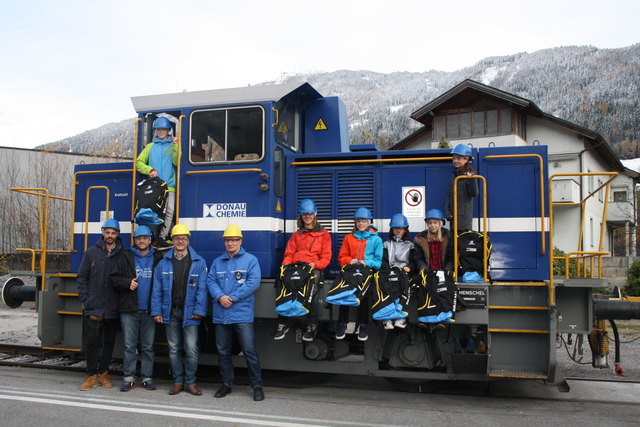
[215,323,262,389]
[120,311,156,381]
[166,307,199,386]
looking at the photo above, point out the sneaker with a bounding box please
[98,371,113,388]
[465,338,476,354]
[335,323,347,340]
[394,318,408,329]
[383,320,394,330]
[453,338,463,353]
[120,381,135,392]
[357,324,368,342]
[302,323,317,342]
[156,240,173,250]
[273,323,289,340]
[79,374,98,391]
[142,380,157,390]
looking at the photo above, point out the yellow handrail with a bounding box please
[484,154,546,255]
[10,187,72,289]
[291,157,452,166]
[185,168,263,175]
[131,118,142,245]
[84,186,110,251]
[175,115,185,223]
[452,175,488,282]
[548,171,618,305]
[16,248,71,272]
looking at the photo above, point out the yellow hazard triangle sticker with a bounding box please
[314,118,328,130]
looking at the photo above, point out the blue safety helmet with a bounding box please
[425,209,446,226]
[354,207,373,220]
[389,213,409,228]
[299,199,317,214]
[451,143,473,158]
[153,117,172,130]
[102,218,120,231]
[133,225,152,238]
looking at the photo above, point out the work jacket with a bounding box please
[77,238,123,319]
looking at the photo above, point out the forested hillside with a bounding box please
[39,44,640,158]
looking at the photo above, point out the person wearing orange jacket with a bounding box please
[274,199,332,342]
[335,207,383,342]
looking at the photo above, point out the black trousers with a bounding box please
[338,296,370,326]
[82,315,118,375]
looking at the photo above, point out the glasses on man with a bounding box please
[173,236,189,242]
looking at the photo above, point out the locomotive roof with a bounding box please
[131,81,322,112]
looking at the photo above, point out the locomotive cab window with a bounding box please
[189,106,264,164]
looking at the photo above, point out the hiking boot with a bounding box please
[357,324,368,342]
[156,240,173,251]
[383,320,394,330]
[274,323,289,340]
[142,380,157,390]
[120,381,135,392]
[79,374,98,391]
[394,318,408,329]
[335,323,347,340]
[302,323,317,342]
[98,371,112,388]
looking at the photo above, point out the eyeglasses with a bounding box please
[172,236,189,242]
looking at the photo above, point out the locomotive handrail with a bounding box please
[548,171,618,305]
[291,156,452,166]
[84,186,110,251]
[10,187,72,288]
[484,154,546,255]
[452,175,488,282]
[175,115,185,223]
[16,248,72,272]
[272,107,278,127]
[130,118,142,246]
[72,169,133,252]
[185,168,263,175]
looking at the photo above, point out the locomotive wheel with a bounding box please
[385,377,449,393]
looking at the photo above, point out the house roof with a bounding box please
[131,81,322,112]
[392,79,624,172]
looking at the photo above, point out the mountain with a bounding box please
[38,43,640,158]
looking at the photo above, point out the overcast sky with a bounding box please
[2,0,639,149]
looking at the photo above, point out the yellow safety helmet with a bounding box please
[222,225,243,239]
[171,223,191,237]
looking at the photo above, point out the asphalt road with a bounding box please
[0,366,638,426]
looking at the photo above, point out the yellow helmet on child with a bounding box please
[171,223,191,237]
[222,225,243,239]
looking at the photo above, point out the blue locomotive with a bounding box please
[5,81,636,389]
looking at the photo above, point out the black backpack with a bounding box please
[457,230,491,274]
[134,177,168,219]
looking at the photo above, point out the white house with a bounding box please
[390,79,637,257]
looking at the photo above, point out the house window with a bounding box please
[598,179,603,202]
[614,191,627,202]
[433,108,513,140]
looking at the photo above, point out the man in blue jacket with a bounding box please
[77,218,123,391]
[208,225,264,401]
[151,223,208,396]
[110,225,163,392]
